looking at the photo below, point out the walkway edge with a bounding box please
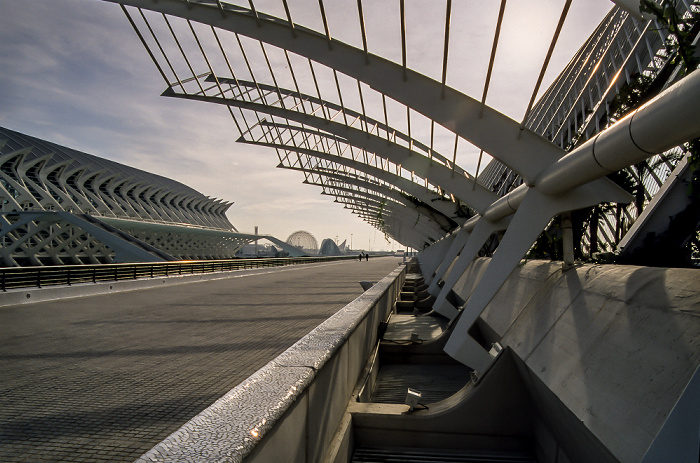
[0,261,352,308]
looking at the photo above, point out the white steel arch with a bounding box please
[105,0,595,184]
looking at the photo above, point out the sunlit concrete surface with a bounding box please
[0,257,400,462]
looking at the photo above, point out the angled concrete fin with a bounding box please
[443,185,622,368]
[432,217,510,319]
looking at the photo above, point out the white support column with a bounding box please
[443,187,609,369]
[426,224,473,292]
[431,216,510,320]
[416,231,457,281]
[561,211,575,269]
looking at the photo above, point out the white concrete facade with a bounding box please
[0,126,251,265]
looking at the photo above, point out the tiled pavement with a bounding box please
[0,257,401,462]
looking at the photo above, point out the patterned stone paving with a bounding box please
[0,257,401,462]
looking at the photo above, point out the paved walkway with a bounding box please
[0,257,401,462]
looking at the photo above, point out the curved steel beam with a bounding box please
[215,78,452,168]
[333,191,444,241]
[263,122,465,218]
[342,201,434,248]
[238,132,464,220]
[291,165,458,231]
[316,182,448,238]
[341,206,427,248]
[166,89,500,213]
[108,0,566,183]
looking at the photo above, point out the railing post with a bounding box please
[37,269,41,288]
[1,270,5,292]
[93,267,96,284]
[67,268,71,286]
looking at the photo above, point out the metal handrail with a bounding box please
[0,256,363,291]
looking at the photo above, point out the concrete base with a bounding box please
[470,260,699,462]
[353,258,699,463]
[351,350,535,454]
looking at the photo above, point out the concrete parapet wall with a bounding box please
[134,264,406,463]
[455,259,700,463]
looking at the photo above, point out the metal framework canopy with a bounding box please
[101,0,700,351]
[98,0,700,252]
[107,0,619,249]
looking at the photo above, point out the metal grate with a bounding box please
[371,363,470,405]
[353,447,536,462]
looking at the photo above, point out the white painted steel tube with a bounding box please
[536,69,700,196]
[482,184,528,222]
[461,70,699,230]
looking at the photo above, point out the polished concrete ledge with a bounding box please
[0,264,336,308]
[135,264,406,463]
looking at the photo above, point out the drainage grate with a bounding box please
[371,363,470,404]
[352,447,536,462]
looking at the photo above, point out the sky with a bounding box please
[0,0,614,251]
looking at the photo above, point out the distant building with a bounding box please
[286,230,318,254]
[319,238,341,256]
[0,126,281,266]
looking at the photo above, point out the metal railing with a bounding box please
[0,256,362,291]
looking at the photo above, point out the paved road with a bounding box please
[0,257,401,462]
